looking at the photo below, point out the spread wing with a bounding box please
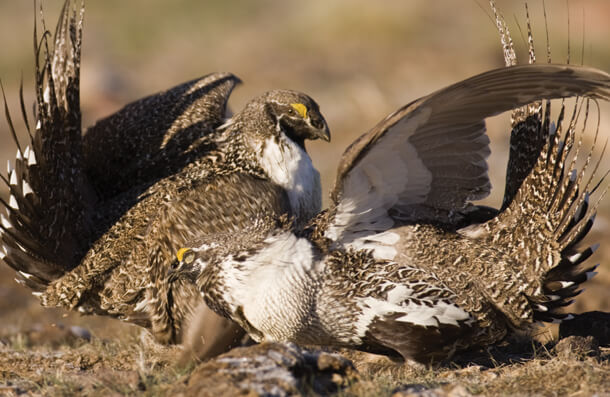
[323,64,610,255]
[83,72,241,198]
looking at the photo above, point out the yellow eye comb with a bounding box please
[290,103,308,118]
[176,247,191,262]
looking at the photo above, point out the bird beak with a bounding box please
[317,125,331,142]
[168,263,199,283]
[167,264,179,282]
[308,118,331,142]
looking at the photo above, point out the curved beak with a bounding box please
[307,117,331,142]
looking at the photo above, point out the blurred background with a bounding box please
[1,0,609,341]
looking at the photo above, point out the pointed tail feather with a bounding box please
[479,95,607,324]
[0,0,93,294]
[491,0,547,211]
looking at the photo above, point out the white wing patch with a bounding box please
[326,109,433,259]
[353,283,471,342]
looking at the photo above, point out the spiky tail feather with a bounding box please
[480,1,607,324]
[0,1,93,293]
[478,95,607,324]
[491,0,547,211]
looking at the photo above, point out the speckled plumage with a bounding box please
[175,22,610,363]
[0,0,329,347]
[181,86,609,363]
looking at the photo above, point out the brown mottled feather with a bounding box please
[1,1,328,350]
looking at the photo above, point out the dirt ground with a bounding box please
[1,1,610,395]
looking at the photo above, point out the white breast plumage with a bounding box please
[258,136,322,222]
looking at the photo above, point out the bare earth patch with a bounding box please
[1,319,609,396]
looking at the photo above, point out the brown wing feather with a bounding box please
[324,65,610,250]
[333,64,610,207]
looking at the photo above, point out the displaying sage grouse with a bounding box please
[171,23,610,364]
[0,0,329,349]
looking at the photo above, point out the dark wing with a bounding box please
[83,72,241,198]
[323,64,610,255]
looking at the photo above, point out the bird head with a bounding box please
[168,247,201,283]
[265,90,330,148]
[239,90,331,150]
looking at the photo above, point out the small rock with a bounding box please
[558,311,610,346]
[552,335,600,360]
[392,384,438,397]
[181,342,357,397]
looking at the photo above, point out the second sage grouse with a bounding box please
[0,0,329,348]
[172,48,610,364]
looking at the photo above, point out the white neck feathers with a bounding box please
[257,136,321,223]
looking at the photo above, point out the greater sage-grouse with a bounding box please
[171,14,610,363]
[0,0,329,348]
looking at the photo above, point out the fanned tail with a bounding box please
[0,1,93,294]
[480,94,607,324]
[479,2,606,324]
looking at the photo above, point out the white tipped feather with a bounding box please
[22,180,34,196]
[586,271,598,281]
[28,150,37,166]
[9,195,19,210]
[18,271,33,280]
[6,160,12,174]
[15,149,22,161]
[9,171,18,186]
[354,294,470,338]
[552,314,575,324]
[1,214,11,229]
[568,253,581,263]
[559,281,575,288]
[43,86,51,104]
[23,146,30,160]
